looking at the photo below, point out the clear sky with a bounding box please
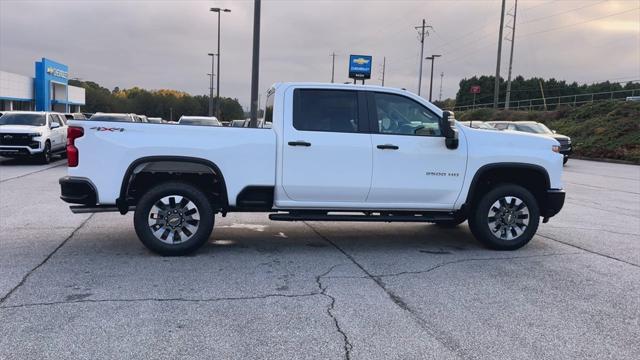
[1,0,638,108]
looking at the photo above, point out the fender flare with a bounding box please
[116,155,229,214]
[464,162,551,206]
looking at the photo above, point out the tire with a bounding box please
[433,213,467,228]
[468,184,540,250]
[563,156,569,165]
[36,142,51,164]
[134,181,214,256]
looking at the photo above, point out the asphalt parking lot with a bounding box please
[1,157,639,359]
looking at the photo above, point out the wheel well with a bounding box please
[466,164,549,211]
[118,157,228,213]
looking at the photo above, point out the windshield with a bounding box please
[515,123,553,134]
[89,114,132,122]
[0,113,46,126]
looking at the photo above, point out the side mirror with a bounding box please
[552,130,557,134]
[440,111,459,150]
[50,122,61,129]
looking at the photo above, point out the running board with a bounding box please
[269,212,454,223]
[70,205,135,214]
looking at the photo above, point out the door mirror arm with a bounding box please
[440,111,459,150]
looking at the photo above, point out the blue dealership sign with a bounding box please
[348,55,372,80]
[34,58,69,111]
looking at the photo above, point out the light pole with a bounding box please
[425,55,441,102]
[207,72,215,116]
[210,7,231,120]
[207,53,217,116]
[249,0,261,127]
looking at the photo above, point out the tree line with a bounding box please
[453,76,640,107]
[69,80,245,121]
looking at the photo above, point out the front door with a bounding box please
[366,92,466,210]
[280,88,372,205]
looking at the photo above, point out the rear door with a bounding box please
[366,91,466,210]
[280,88,372,204]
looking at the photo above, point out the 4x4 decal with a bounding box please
[90,126,124,132]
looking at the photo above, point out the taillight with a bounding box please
[67,126,84,167]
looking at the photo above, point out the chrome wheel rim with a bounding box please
[487,196,530,241]
[148,195,200,244]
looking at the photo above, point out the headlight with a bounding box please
[28,132,42,137]
[552,145,560,153]
[567,138,571,144]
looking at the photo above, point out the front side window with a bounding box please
[293,89,359,133]
[373,93,441,136]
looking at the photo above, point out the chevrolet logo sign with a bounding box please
[3,135,13,140]
[352,58,370,65]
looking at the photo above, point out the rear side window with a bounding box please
[264,91,274,124]
[293,89,359,133]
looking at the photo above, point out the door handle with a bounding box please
[288,141,311,147]
[377,144,399,150]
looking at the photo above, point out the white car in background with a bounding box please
[0,111,67,163]
[88,113,143,122]
[178,116,222,126]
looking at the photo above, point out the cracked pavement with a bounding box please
[1,158,639,359]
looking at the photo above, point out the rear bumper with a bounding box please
[542,189,565,219]
[59,176,98,205]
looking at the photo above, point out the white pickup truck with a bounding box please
[60,83,565,255]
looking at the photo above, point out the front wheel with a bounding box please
[468,184,540,250]
[37,142,51,164]
[134,181,214,256]
[563,156,569,165]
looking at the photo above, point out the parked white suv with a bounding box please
[60,83,565,255]
[0,111,67,163]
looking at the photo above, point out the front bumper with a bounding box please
[59,176,98,205]
[542,189,565,219]
[0,145,43,157]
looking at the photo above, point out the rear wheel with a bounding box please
[468,184,540,250]
[134,181,214,256]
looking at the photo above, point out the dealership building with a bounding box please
[0,58,85,113]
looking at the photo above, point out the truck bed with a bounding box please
[67,120,276,205]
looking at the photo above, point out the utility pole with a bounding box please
[426,54,441,102]
[494,0,506,108]
[249,0,261,127]
[381,57,386,86]
[415,19,432,96]
[330,52,336,83]
[539,79,547,111]
[439,72,444,101]
[505,0,518,110]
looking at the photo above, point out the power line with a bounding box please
[519,6,640,38]
[518,0,607,25]
[441,6,639,67]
